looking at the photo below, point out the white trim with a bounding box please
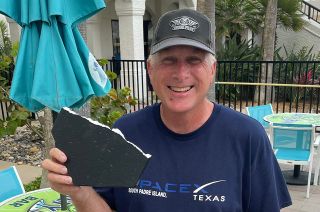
[12,166,25,194]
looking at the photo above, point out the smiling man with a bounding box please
[42,9,292,212]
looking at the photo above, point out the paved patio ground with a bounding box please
[282,184,320,212]
[280,160,320,212]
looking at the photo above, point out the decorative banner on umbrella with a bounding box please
[52,108,151,187]
[0,0,111,112]
[0,188,76,212]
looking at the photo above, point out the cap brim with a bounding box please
[150,37,214,55]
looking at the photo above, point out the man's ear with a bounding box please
[146,59,155,91]
[147,60,152,77]
[147,59,154,81]
[210,61,217,83]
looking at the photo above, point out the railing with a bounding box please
[300,0,320,24]
[215,61,320,113]
[105,60,320,114]
[1,60,320,120]
[104,59,159,113]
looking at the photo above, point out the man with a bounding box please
[42,9,292,211]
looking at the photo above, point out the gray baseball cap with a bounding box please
[150,9,214,55]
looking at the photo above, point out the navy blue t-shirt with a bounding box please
[95,103,292,211]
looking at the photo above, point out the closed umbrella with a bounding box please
[0,0,111,112]
[0,0,110,210]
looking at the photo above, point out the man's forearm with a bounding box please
[71,187,112,212]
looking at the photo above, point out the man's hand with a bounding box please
[42,148,84,197]
[42,148,112,211]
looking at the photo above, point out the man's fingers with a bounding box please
[41,159,68,175]
[49,182,81,196]
[47,171,73,185]
[49,148,67,163]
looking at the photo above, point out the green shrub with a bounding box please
[216,37,262,100]
[217,36,262,61]
[91,61,138,127]
[0,20,31,138]
[24,177,41,192]
[274,45,320,101]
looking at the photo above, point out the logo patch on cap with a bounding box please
[169,16,199,32]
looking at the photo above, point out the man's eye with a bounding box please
[162,58,175,64]
[188,58,202,64]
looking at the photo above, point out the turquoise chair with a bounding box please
[269,123,316,198]
[246,104,273,129]
[0,166,25,202]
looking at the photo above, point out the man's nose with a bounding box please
[174,61,190,79]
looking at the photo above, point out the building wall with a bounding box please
[276,18,320,57]
[87,0,118,59]
[87,0,182,59]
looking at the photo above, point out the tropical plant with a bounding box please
[215,0,305,40]
[91,61,138,127]
[0,20,15,74]
[0,20,32,138]
[215,0,264,38]
[217,36,262,61]
[276,45,320,61]
[216,37,262,100]
[0,20,13,57]
[275,45,320,102]
[258,0,305,31]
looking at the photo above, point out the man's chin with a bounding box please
[162,102,194,114]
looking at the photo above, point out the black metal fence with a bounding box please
[1,60,320,120]
[301,0,320,24]
[215,61,320,113]
[105,59,158,112]
[105,59,320,114]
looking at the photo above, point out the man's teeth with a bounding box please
[170,86,192,92]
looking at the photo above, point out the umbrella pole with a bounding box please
[60,194,68,210]
[52,111,68,210]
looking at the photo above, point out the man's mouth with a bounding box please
[168,86,193,92]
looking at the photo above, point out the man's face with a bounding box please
[147,46,216,114]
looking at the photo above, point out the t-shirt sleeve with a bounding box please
[247,132,292,211]
[94,187,116,210]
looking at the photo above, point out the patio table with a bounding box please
[264,113,320,126]
[0,188,75,211]
[264,113,320,185]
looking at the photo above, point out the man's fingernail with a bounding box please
[62,167,68,174]
[61,154,67,161]
[66,177,72,184]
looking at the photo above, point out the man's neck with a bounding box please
[160,101,214,134]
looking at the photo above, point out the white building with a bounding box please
[276,15,320,57]
[4,0,197,61]
[5,0,320,59]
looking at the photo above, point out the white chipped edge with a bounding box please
[63,107,152,159]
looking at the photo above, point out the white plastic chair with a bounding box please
[0,166,25,202]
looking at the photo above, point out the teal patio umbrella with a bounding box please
[0,0,111,210]
[0,0,111,112]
